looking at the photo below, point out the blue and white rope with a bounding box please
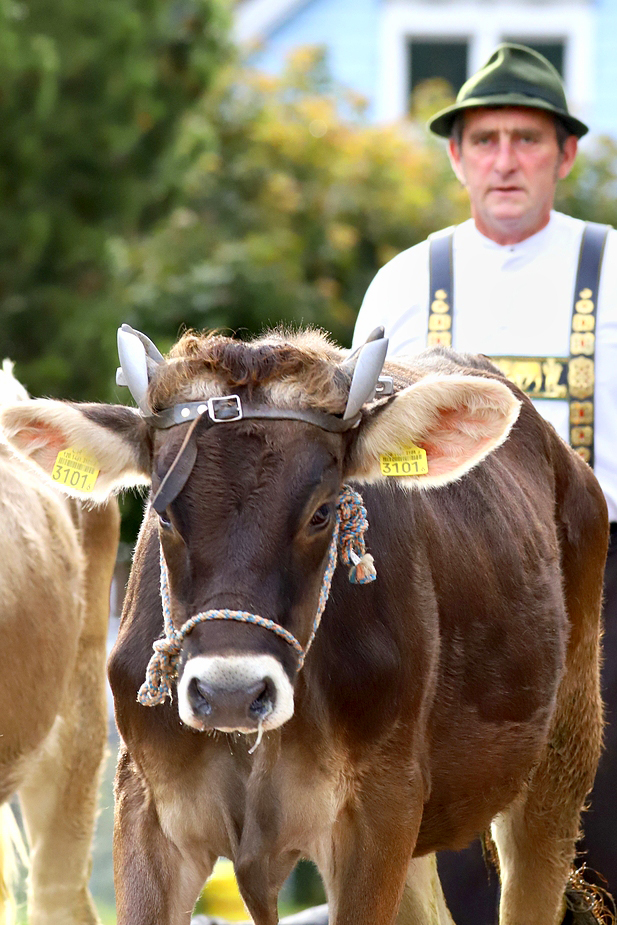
[138,484,376,706]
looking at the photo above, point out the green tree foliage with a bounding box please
[556,135,617,226]
[114,49,469,350]
[0,0,230,400]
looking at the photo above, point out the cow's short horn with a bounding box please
[342,327,389,421]
[116,324,165,412]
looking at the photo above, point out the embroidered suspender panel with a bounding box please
[427,223,609,466]
[567,222,607,466]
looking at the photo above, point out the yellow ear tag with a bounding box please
[52,447,100,493]
[379,444,428,477]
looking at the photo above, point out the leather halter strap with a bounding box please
[150,395,361,514]
[151,415,201,514]
[145,396,360,432]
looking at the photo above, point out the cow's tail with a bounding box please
[0,804,27,925]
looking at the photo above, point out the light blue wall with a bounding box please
[247,0,381,117]
[594,0,617,135]
[247,0,617,136]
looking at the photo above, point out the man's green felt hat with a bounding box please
[428,43,588,139]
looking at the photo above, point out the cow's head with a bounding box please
[0,327,520,740]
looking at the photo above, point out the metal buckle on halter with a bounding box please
[207,395,243,423]
[375,376,394,397]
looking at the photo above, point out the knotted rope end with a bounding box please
[137,636,181,707]
[137,679,171,707]
[348,552,377,584]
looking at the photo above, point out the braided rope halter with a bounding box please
[138,485,376,707]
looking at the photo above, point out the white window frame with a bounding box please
[376,1,593,126]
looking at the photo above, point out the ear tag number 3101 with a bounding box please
[52,447,100,493]
[379,444,428,476]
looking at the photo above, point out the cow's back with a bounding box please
[419,396,605,850]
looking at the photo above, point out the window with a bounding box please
[408,40,469,97]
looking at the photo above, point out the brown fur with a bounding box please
[148,329,351,416]
[0,430,120,924]
[0,332,607,925]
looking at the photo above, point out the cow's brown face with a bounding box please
[0,329,522,740]
[152,414,346,734]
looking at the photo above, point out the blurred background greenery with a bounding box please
[5,0,616,410]
[5,0,617,920]
[0,0,230,402]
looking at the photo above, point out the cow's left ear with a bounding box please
[345,375,521,488]
[0,400,151,500]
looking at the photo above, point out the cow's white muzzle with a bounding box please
[177,654,295,733]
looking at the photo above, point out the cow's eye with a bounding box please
[158,511,173,530]
[309,504,332,529]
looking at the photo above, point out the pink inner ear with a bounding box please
[421,407,502,477]
[13,421,66,452]
[10,420,69,472]
[423,436,495,477]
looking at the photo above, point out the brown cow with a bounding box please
[0,327,608,925]
[0,361,120,925]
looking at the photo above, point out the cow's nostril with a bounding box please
[249,678,275,719]
[190,677,213,716]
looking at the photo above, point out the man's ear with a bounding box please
[557,134,578,180]
[448,137,467,186]
[0,401,151,500]
[345,375,521,488]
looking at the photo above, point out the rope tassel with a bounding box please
[336,485,377,585]
[348,551,377,585]
[138,484,376,707]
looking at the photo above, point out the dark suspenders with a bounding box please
[568,222,608,466]
[428,232,455,348]
[427,222,609,467]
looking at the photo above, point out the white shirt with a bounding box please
[353,211,617,520]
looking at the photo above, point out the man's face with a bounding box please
[448,107,578,244]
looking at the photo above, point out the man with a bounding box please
[354,43,617,924]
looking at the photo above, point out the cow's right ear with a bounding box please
[344,374,520,488]
[0,400,151,500]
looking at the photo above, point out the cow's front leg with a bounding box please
[236,851,298,925]
[18,702,105,925]
[114,748,210,925]
[18,593,108,924]
[321,766,423,925]
[397,855,455,925]
[17,501,119,925]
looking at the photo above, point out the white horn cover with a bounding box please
[343,328,389,420]
[116,324,163,412]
